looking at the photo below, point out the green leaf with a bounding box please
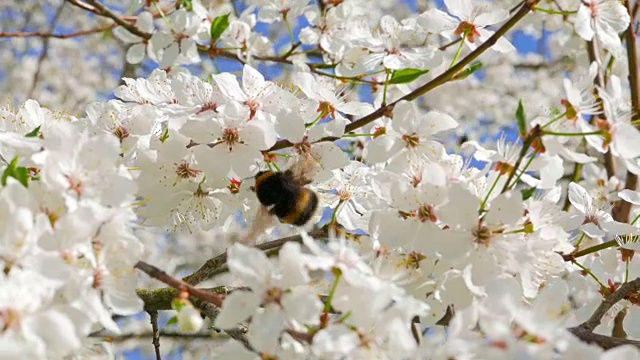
[160,128,170,143]
[1,157,29,187]
[179,0,193,10]
[452,61,483,80]
[389,68,430,84]
[516,99,527,137]
[210,14,231,42]
[14,167,29,187]
[166,316,179,326]
[171,298,184,311]
[25,125,41,138]
[520,187,536,201]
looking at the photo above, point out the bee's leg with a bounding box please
[238,205,275,246]
[267,204,279,216]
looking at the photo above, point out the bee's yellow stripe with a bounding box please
[254,171,273,189]
[281,190,311,224]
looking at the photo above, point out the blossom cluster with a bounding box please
[2,0,640,358]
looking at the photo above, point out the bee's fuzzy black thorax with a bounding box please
[253,170,319,226]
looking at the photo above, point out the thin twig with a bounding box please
[0,24,116,39]
[134,261,224,307]
[92,330,215,341]
[576,277,640,332]
[198,302,253,351]
[149,310,162,360]
[182,227,327,286]
[568,278,640,350]
[265,0,540,152]
[27,3,65,99]
[66,0,152,39]
[569,327,640,349]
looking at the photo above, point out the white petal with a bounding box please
[537,154,564,189]
[439,183,479,230]
[474,9,509,26]
[337,101,374,116]
[418,9,458,35]
[248,306,286,353]
[213,340,259,360]
[613,122,640,159]
[137,11,155,32]
[228,243,272,290]
[22,310,81,356]
[600,220,640,235]
[445,0,472,19]
[126,43,146,64]
[242,119,277,150]
[278,242,310,288]
[213,73,248,102]
[485,190,524,226]
[242,65,268,98]
[275,110,306,143]
[418,110,458,136]
[581,222,605,237]
[574,5,595,41]
[102,272,144,316]
[365,136,403,163]
[478,28,515,53]
[113,26,142,43]
[283,288,323,324]
[568,182,591,214]
[619,189,640,205]
[310,142,350,172]
[159,42,179,68]
[214,291,262,329]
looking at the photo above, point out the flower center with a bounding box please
[227,178,242,194]
[417,204,437,223]
[472,223,493,246]
[174,160,201,180]
[222,128,241,151]
[454,21,481,43]
[402,133,420,148]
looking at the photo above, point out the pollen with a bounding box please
[113,125,130,143]
[222,128,241,151]
[65,175,84,196]
[174,160,201,180]
[264,287,284,307]
[472,223,492,246]
[454,21,481,43]
[317,101,336,119]
[245,100,259,120]
[338,188,352,201]
[294,136,312,154]
[417,204,437,223]
[402,133,420,148]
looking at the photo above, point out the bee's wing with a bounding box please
[285,153,322,185]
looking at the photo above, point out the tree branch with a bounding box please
[182,228,327,286]
[569,277,640,350]
[149,310,162,360]
[0,24,116,39]
[613,0,640,223]
[66,0,152,39]
[573,277,640,332]
[134,261,224,307]
[264,0,540,152]
[27,3,65,100]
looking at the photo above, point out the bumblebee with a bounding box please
[253,168,319,226]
